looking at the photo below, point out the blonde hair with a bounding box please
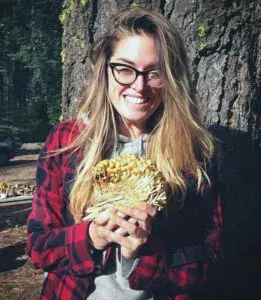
[66,8,214,222]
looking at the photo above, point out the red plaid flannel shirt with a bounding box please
[26,120,223,300]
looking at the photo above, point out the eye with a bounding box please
[115,66,134,76]
[147,70,161,80]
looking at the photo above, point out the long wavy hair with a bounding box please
[67,8,214,222]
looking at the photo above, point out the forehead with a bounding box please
[111,34,159,68]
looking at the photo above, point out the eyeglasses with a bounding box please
[109,62,163,88]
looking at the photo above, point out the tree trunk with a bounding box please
[62,1,261,299]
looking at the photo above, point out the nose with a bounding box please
[131,74,145,91]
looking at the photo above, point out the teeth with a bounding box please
[125,96,147,104]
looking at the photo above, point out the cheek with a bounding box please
[108,80,125,99]
[152,88,163,103]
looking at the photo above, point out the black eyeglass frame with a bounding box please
[109,62,162,87]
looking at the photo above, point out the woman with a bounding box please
[27,8,222,300]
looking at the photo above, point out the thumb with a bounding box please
[95,207,117,225]
[95,210,110,225]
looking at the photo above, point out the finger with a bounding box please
[102,227,135,249]
[118,207,153,235]
[123,204,156,219]
[128,217,138,225]
[96,211,120,242]
[116,211,126,218]
[119,206,148,222]
[136,203,157,217]
[128,216,151,238]
[146,205,156,217]
[96,225,114,243]
[143,216,152,234]
[109,213,139,237]
[95,210,110,225]
[95,207,118,225]
[110,214,150,240]
[113,213,152,238]
[113,217,137,237]
[105,219,118,232]
[114,226,128,236]
[97,225,125,245]
[95,225,106,240]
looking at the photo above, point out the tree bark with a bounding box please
[62,1,261,299]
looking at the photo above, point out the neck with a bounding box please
[117,118,147,139]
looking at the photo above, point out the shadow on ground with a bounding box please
[0,242,27,273]
[0,204,32,232]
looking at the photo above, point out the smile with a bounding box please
[124,96,149,104]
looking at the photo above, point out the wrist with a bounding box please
[121,247,139,259]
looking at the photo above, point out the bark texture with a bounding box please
[62,1,261,299]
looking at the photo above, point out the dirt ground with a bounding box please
[0,154,43,299]
[0,153,38,185]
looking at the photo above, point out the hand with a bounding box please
[98,203,156,259]
[88,207,119,250]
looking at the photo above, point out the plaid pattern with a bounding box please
[26,120,223,300]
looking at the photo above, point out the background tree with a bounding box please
[0,0,62,142]
[61,1,261,299]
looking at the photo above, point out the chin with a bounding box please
[124,115,149,124]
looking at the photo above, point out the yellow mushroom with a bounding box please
[83,154,167,220]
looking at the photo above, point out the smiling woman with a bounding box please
[26,7,223,300]
[108,34,163,137]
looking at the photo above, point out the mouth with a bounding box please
[124,95,150,105]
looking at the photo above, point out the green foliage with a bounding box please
[198,24,208,53]
[198,24,207,37]
[61,50,65,63]
[59,114,64,122]
[59,10,67,23]
[131,3,140,9]
[80,40,86,49]
[0,122,24,145]
[46,95,62,126]
[81,0,88,7]
[59,0,74,24]
[0,0,62,142]
[7,44,32,64]
[199,42,207,51]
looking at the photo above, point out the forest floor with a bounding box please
[0,153,43,299]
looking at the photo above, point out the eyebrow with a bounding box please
[115,58,158,70]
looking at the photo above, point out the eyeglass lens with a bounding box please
[110,63,162,88]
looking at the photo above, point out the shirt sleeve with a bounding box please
[128,159,223,295]
[26,121,107,276]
